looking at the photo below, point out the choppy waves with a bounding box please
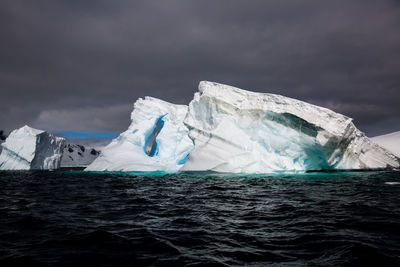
[0,170,399,266]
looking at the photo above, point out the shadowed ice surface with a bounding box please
[0,170,399,266]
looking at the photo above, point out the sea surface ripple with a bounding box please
[0,170,399,266]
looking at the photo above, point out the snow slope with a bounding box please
[371,131,400,157]
[0,125,65,170]
[85,97,194,172]
[182,81,399,173]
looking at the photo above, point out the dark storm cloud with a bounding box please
[0,0,399,136]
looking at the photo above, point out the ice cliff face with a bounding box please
[61,144,100,168]
[85,97,194,172]
[0,125,65,170]
[182,81,399,173]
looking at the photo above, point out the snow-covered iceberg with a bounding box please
[0,125,65,170]
[85,81,399,174]
[85,97,194,172]
[181,81,400,173]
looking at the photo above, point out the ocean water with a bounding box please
[0,170,399,266]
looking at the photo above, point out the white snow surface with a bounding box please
[181,81,400,173]
[85,97,194,172]
[0,125,65,170]
[371,131,400,157]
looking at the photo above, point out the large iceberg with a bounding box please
[85,97,194,172]
[0,125,65,170]
[181,81,400,173]
[85,81,399,174]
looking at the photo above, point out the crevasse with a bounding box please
[145,114,167,156]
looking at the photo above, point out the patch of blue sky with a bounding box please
[57,130,120,139]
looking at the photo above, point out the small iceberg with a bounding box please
[0,125,65,170]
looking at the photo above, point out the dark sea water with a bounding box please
[0,170,399,266]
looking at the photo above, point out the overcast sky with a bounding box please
[1,0,399,137]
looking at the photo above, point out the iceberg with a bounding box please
[371,131,400,158]
[181,81,400,173]
[0,125,65,170]
[85,97,194,172]
[82,81,399,174]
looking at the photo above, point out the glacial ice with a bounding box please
[181,81,400,173]
[371,131,400,158]
[85,97,194,172]
[0,125,65,170]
